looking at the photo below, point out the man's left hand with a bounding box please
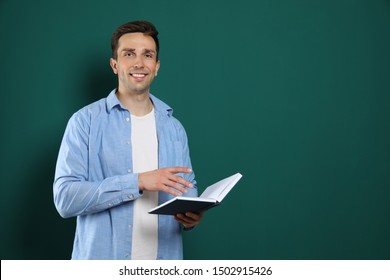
[174,212,204,229]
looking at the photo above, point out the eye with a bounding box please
[125,52,134,57]
[145,53,154,59]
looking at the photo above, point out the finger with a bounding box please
[167,167,193,174]
[174,215,192,227]
[161,185,182,197]
[184,212,202,220]
[166,173,193,188]
[175,215,198,228]
[174,219,190,228]
[161,177,188,194]
[176,213,196,224]
[163,173,191,191]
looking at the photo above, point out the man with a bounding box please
[53,20,203,260]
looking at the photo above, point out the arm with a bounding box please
[53,112,195,218]
[53,113,142,218]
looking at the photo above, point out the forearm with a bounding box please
[53,173,141,218]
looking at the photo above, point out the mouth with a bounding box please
[130,73,148,78]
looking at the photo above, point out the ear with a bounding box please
[110,58,118,74]
[154,60,161,77]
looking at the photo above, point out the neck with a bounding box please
[115,90,153,116]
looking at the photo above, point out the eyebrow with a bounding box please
[121,48,135,53]
[121,48,156,55]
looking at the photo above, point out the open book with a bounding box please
[148,173,242,215]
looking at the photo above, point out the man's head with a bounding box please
[110,20,161,96]
[111,20,159,60]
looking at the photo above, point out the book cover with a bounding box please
[148,173,242,215]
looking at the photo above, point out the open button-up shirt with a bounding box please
[53,89,197,259]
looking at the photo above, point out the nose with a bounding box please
[133,56,144,69]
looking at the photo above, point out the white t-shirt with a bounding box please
[130,108,159,259]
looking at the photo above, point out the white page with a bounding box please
[200,173,242,201]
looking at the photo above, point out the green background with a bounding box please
[1,0,389,259]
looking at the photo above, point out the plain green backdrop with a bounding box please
[1,0,389,259]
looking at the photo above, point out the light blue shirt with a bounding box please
[53,89,198,259]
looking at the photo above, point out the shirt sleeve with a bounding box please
[176,118,198,199]
[53,112,142,218]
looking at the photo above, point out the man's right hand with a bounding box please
[138,167,193,196]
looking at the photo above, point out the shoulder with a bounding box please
[67,97,108,133]
[78,98,107,117]
[151,94,186,128]
[74,97,106,118]
[72,89,117,122]
[151,94,189,137]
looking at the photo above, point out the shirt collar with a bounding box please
[106,89,173,117]
[106,89,123,111]
[150,94,173,117]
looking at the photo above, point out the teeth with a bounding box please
[131,73,146,77]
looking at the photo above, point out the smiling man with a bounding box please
[53,21,203,260]
[111,32,160,98]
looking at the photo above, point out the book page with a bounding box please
[200,173,242,201]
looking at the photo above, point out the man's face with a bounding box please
[110,32,160,95]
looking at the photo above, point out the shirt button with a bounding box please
[128,224,132,228]
[127,141,131,145]
[128,194,134,199]
[126,117,130,122]
[127,168,131,173]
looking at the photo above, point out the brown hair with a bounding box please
[111,20,159,60]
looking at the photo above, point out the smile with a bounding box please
[130,73,147,78]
